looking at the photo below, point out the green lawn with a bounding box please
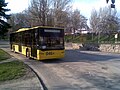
[0,49,27,81]
[0,49,11,61]
[0,61,26,81]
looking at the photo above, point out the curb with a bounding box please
[24,63,48,90]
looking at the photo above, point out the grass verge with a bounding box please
[0,61,26,81]
[0,49,11,61]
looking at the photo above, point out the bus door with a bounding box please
[31,46,37,58]
[19,44,22,52]
[31,30,37,58]
[18,33,22,52]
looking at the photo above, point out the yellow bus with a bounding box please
[10,26,65,60]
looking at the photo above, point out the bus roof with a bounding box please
[16,26,64,33]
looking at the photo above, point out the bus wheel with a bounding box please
[26,49,30,58]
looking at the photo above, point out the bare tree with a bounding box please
[89,9,99,33]
[8,13,31,32]
[70,9,88,34]
[9,0,89,34]
[28,0,51,26]
[90,7,119,34]
[8,0,73,31]
[27,0,72,27]
[52,0,72,27]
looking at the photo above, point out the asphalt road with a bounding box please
[1,41,120,90]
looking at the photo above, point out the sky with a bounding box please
[6,0,30,13]
[73,0,120,18]
[6,0,120,19]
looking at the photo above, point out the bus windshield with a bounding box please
[39,29,64,50]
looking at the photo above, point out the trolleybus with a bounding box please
[10,26,64,60]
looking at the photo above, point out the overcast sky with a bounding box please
[6,0,120,19]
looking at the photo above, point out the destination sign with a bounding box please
[44,29,60,33]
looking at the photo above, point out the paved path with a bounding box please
[2,47,120,90]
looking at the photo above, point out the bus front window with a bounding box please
[40,37,64,50]
[39,29,64,50]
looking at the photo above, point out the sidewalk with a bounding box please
[0,47,43,90]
